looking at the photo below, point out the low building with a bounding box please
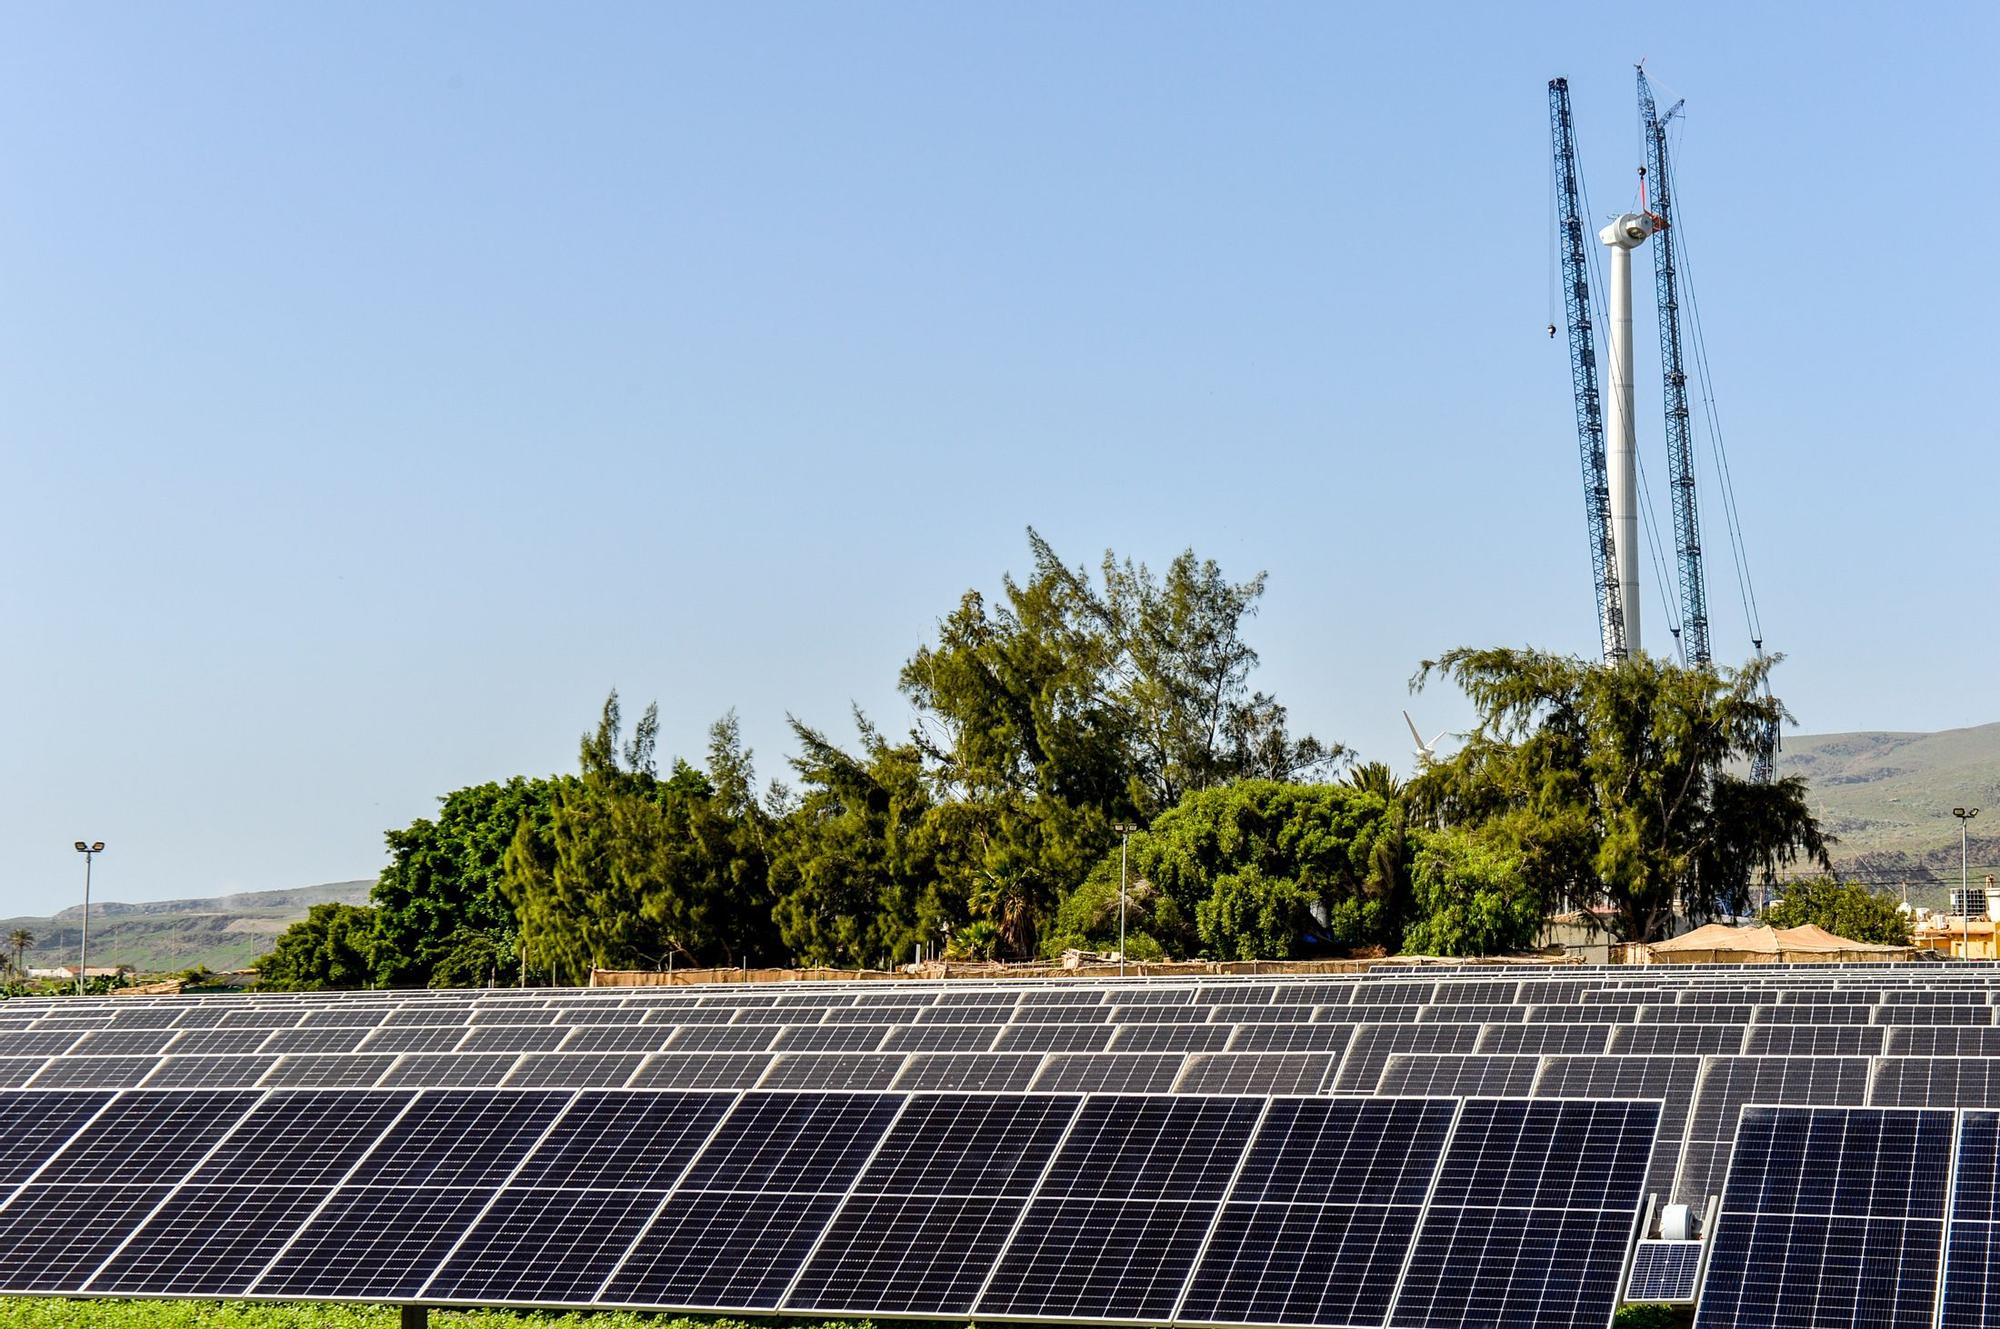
[1911,915,1998,960]
[1628,922,1915,965]
[26,964,133,982]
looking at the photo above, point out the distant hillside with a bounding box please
[1782,722,2000,899]
[1,879,373,976]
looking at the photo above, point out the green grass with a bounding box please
[0,1306,890,1329]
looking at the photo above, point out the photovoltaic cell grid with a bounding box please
[17,965,2000,1311]
[1694,1106,1951,1329]
[0,1086,1658,1326]
[1626,1241,1702,1302]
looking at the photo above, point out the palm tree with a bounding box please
[1343,760,1404,801]
[7,929,32,979]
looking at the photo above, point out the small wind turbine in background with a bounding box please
[1404,712,1448,768]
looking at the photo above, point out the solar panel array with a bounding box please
[0,1084,1656,1325]
[10,962,2000,1321]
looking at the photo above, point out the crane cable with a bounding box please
[1662,113,1764,652]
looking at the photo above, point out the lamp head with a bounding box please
[73,842,87,852]
[91,842,104,852]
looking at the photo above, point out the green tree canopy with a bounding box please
[1412,648,1830,942]
[767,714,944,969]
[1058,781,1409,960]
[501,692,780,984]
[371,776,558,988]
[253,903,377,991]
[1401,828,1542,957]
[900,531,1335,956]
[1762,877,1911,946]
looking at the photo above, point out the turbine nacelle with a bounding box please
[1598,212,1655,249]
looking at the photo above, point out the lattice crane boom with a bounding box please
[1639,68,1711,666]
[1549,77,1627,664]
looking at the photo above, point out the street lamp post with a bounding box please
[72,841,105,995]
[1953,809,1980,960]
[1114,823,1136,978]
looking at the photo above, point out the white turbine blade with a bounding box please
[1404,711,1425,748]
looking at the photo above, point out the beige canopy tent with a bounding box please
[1633,922,1915,965]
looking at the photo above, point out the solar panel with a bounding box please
[892,1053,1043,1092]
[262,1055,397,1088]
[1227,1022,1353,1053]
[599,1191,846,1310]
[255,1184,499,1299]
[995,1023,1115,1052]
[1677,1057,1871,1205]
[0,1090,113,1186]
[458,1025,573,1053]
[1175,1053,1337,1095]
[1421,1003,1525,1024]
[1871,1059,2000,1108]
[187,1090,412,1186]
[770,1024,889,1052]
[1330,1024,1482,1093]
[881,1025,1000,1053]
[261,1028,373,1055]
[0,1185,180,1292]
[28,1056,163,1089]
[1377,1054,1542,1099]
[1943,1109,2000,1329]
[1476,1022,1609,1055]
[1534,1056,1701,1204]
[1694,1106,1949,1329]
[345,1090,569,1188]
[630,1052,774,1089]
[785,1093,1081,1316]
[1626,1240,1702,1302]
[71,1030,179,1056]
[1886,1026,2000,1057]
[1743,1023,1885,1056]
[678,1093,904,1194]
[1031,1052,1186,1094]
[168,1028,279,1055]
[421,1187,666,1304]
[508,1091,730,1190]
[1391,1099,1658,1329]
[89,1184,329,1295]
[759,1054,907,1091]
[1111,1023,1236,1052]
[379,1053,521,1088]
[357,1025,468,1054]
[0,1058,48,1087]
[977,1197,1219,1320]
[33,1089,261,1185]
[506,1053,646,1088]
[560,1025,680,1053]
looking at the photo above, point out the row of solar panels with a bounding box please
[3,1045,1995,1211]
[0,1087,1658,1329]
[18,1014,2000,1058]
[25,970,2000,1019]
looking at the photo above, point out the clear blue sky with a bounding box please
[4,3,1995,914]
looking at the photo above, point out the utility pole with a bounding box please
[1115,823,1136,976]
[1953,808,1980,958]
